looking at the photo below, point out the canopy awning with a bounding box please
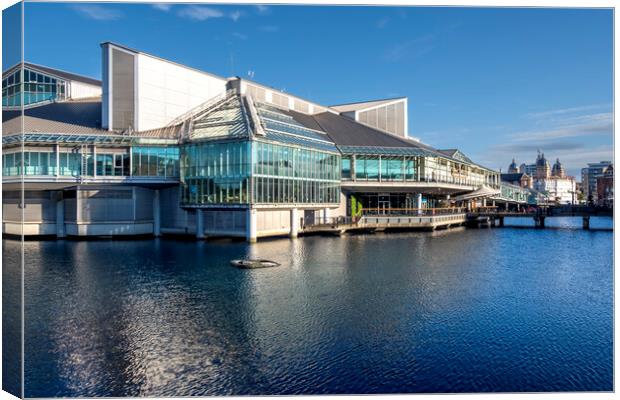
[452,185,500,202]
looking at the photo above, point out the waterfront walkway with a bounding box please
[300,206,613,236]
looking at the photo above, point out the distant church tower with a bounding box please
[536,151,550,179]
[552,158,565,178]
[508,158,519,173]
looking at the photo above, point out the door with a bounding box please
[378,200,390,215]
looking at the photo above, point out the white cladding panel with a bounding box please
[356,99,407,137]
[70,81,102,100]
[136,53,228,131]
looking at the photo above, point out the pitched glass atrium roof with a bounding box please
[254,101,339,153]
[189,96,250,141]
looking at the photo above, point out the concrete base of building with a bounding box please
[65,222,154,236]
[3,222,57,236]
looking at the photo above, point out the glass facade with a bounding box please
[181,141,251,205]
[3,151,56,176]
[342,157,352,180]
[501,183,529,203]
[96,153,130,176]
[342,153,498,187]
[3,146,179,178]
[2,67,67,107]
[180,139,341,206]
[59,152,82,176]
[252,141,340,204]
[349,155,418,182]
[131,146,180,177]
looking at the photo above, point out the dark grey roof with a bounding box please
[438,149,474,163]
[501,173,527,182]
[282,109,498,171]
[3,99,105,135]
[286,109,438,152]
[3,62,101,86]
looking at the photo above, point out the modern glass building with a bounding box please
[3,41,513,242]
[2,63,101,108]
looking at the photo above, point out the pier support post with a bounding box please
[246,208,257,243]
[499,216,504,227]
[196,209,205,239]
[290,208,299,238]
[153,189,161,237]
[416,193,422,215]
[583,216,590,230]
[56,197,66,238]
[534,216,545,228]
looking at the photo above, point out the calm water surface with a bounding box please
[4,218,613,396]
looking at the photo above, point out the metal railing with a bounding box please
[361,207,471,216]
[361,213,466,224]
[302,216,358,228]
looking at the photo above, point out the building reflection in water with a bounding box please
[16,224,613,395]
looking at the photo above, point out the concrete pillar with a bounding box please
[56,198,66,238]
[153,189,161,237]
[583,216,590,230]
[196,209,205,239]
[290,208,299,238]
[482,198,487,207]
[246,208,257,243]
[92,145,97,177]
[54,144,60,177]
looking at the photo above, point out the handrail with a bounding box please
[361,207,477,216]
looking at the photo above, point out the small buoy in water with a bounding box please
[230,259,281,269]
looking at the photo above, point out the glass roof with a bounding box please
[337,145,432,157]
[189,96,250,141]
[254,101,338,153]
[262,131,339,153]
[2,133,177,146]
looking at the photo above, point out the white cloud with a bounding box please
[71,4,123,21]
[177,6,243,22]
[178,6,224,21]
[230,10,242,22]
[525,104,610,119]
[383,23,461,63]
[477,144,613,178]
[510,112,612,142]
[255,5,270,15]
[152,4,171,12]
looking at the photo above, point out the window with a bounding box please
[2,67,68,107]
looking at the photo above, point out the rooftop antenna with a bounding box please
[229,52,235,76]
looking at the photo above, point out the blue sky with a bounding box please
[5,2,614,177]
